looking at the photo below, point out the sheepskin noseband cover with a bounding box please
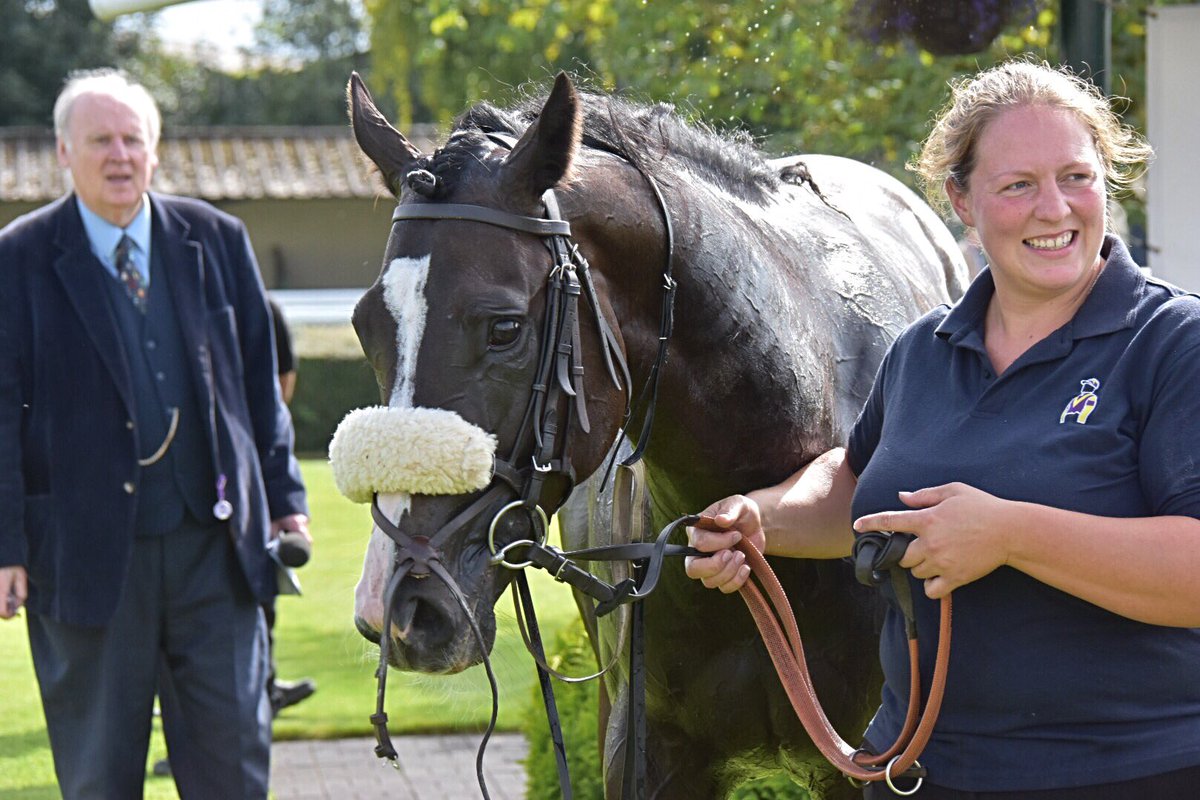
[329,406,498,504]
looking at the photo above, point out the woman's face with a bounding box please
[947,104,1107,304]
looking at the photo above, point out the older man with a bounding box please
[0,69,308,798]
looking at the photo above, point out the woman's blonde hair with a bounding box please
[910,58,1153,216]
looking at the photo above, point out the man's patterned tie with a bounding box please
[114,234,147,312]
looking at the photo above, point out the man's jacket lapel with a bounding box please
[50,201,134,418]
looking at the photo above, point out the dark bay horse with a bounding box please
[342,71,967,799]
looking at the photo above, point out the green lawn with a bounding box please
[0,459,580,798]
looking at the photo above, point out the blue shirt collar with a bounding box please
[75,194,153,278]
[935,233,1144,347]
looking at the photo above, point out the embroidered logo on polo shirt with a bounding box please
[1060,378,1101,424]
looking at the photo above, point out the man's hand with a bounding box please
[0,566,28,619]
[270,513,311,543]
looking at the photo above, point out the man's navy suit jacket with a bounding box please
[0,192,307,626]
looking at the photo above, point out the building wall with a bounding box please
[0,195,393,290]
[1147,5,1200,291]
[0,202,40,233]
[217,197,392,289]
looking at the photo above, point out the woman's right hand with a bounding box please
[684,495,765,593]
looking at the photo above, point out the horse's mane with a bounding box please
[436,87,780,204]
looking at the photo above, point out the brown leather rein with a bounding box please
[732,533,953,795]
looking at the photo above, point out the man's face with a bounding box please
[57,92,158,227]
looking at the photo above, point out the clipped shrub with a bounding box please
[290,356,380,456]
[524,617,605,800]
[523,618,813,799]
[731,773,811,799]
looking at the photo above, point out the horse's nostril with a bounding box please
[393,596,419,636]
[390,594,450,644]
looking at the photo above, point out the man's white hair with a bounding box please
[54,68,162,151]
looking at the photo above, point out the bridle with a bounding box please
[368,131,683,799]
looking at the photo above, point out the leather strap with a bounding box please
[515,571,574,799]
[735,538,951,784]
[392,203,571,237]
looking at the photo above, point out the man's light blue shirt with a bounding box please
[76,195,153,287]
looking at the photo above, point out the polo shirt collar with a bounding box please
[935,233,1144,347]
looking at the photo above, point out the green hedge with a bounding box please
[290,356,380,457]
[523,618,606,800]
[524,618,810,799]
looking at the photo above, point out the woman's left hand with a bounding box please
[853,483,1013,599]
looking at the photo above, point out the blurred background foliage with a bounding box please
[6,0,1189,222]
[361,0,1182,191]
[3,1,1183,167]
[368,0,1055,173]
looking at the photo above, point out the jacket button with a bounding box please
[123,481,136,494]
[126,420,135,430]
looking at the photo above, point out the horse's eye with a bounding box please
[488,319,522,350]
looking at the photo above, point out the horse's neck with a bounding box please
[585,169,875,508]
[646,204,850,492]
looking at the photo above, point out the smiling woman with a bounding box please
[688,59,1200,800]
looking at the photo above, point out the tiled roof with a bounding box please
[0,124,438,203]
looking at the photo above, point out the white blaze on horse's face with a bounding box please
[354,492,411,632]
[382,254,431,408]
[353,253,430,633]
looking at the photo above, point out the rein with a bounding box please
[734,531,952,795]
[368,132,682,799]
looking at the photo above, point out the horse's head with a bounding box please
[334,72,652,673]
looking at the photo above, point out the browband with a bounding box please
[392,203,571,238]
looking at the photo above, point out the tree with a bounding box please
[365,0,1054,180]
[0,0,142,125]
[124,0,383,127]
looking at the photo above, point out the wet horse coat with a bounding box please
[344,72,967,798]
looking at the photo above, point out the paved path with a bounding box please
[270,734,527,800]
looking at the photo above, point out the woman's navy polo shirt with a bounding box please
[848,235,1200,791]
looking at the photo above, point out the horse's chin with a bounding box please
[355,615,382,645]
[386,637,478,674]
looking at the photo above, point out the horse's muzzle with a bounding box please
[361,566,499,674]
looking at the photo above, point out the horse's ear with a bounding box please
[347,72,422,197]
[502,72,582,200]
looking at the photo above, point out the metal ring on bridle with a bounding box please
[487,500,549,566]
[884,756,923,796]
[489,538,540,570]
